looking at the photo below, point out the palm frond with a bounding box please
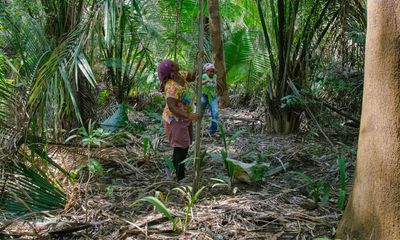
[93,0,152,103]
[0,162,66,214]
[0,4,97,138]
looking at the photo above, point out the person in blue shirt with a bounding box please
[201,63,219,135]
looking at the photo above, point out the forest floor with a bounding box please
[1,107,358,240]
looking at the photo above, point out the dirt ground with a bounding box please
[0,108,357,240]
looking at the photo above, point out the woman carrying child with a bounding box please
[158,59,200,182]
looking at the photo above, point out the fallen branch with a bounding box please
[124,228,176,236]
[0,211,53,232]
[287,80,338,153]
[220,115,262,122]
[48,223,93,236]
[266,163,290,177]
[289,83,360,125]
[320,101,360,125]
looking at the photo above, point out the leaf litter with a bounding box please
[0,108,357,239]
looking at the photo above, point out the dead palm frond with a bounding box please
[0,3,95,213]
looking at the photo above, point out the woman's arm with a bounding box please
[167,98,199,120]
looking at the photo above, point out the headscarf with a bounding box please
[157,59,173,92]
[203,63,216,72]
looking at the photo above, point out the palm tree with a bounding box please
[256,0,342,133]
[40,0,97,129]
[95,0,150,103]
[0,2,95,212]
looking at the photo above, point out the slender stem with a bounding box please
[184,203,192,231]
[192,0,205,193]
[256,0,276,76]
[173,0,183,61]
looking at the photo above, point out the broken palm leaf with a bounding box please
[225,158,269,184]
[0,162,66,214]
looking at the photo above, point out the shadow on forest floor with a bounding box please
[1,108,357,240]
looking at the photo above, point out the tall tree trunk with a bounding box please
[337,1,400,239]
[206,0,229,108]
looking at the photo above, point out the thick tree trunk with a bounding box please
[206,0,229,108]
[336,1,400,239]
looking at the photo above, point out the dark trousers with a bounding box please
[173,147,188,181]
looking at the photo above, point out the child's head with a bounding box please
[203,63,216,78]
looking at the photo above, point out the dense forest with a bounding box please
[1,0,399,239]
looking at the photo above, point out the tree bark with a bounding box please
[206,0,229,108]
[336,1,400,239]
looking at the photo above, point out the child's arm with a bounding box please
[210,75,217,85]
[201,73,212,85]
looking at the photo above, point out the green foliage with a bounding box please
[257,0,340,100]
[155,0,199,65]
[225,29,251,83]
[93,0,152,103]
[210,178,239,195]
[217,122,266,184]
[172,185,205,231]
[1,163,66,213]
[225,158,268,184]
[87,160,104,176]
[27,144,71,177]
[81,128,109,147]
[97,89,110,107]
[163,156,175,171]
[250,163,269,181]
[347,29,365,45]
[313,68,363,116]
[132,185,205,232]
[71,159,104,180]
[218,149,232,182]
[0,9,97,212]
[293,172,332,205]
[218,122,247,183]
[144,110,163,122]
[67,121,111,147]
[125,122,146,134]
[0,4,95,138]
[143,136,151,161]
[131,196,176,226]
[105,185,114,197]
[155,190,170,205]
[218,121,245,153]
[280,94,303,109]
